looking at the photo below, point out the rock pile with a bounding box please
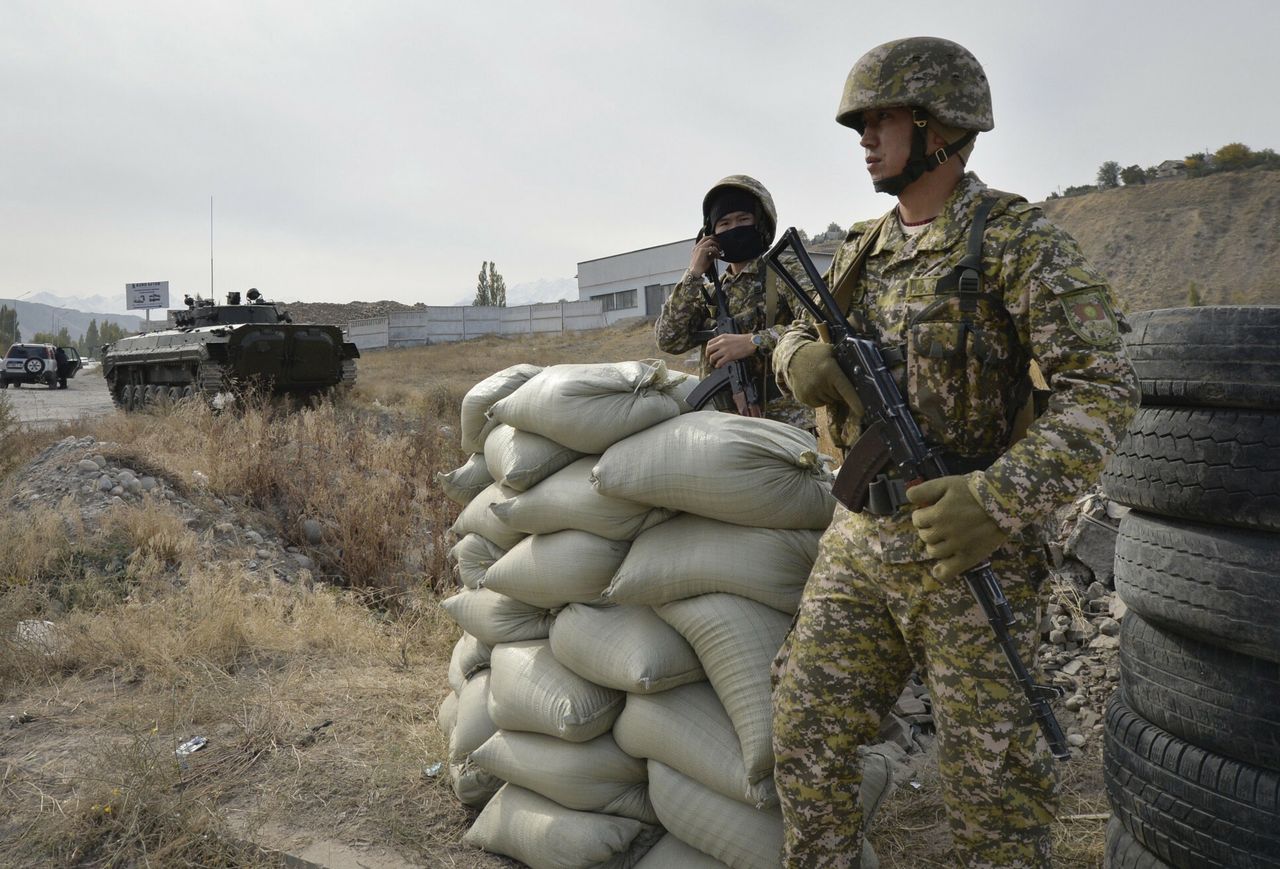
[6,435,321,585]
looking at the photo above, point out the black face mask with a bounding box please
[714,225,766,263]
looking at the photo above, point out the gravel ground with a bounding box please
[4,365,115,427]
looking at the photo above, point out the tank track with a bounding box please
[197,363,230,395]
[340,358,357,387]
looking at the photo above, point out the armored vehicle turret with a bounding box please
[102,288,359,409]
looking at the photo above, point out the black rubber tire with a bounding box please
[1114,511,1280,662]
[1106,816,1174,869]
[1101,406,1280,532]
[1124,306,1280,410]
[1120,611,1280,771]
[1104,697,1280,868]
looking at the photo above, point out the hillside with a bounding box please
[1039,168,1280,312]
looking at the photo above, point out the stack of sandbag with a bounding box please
[434,360,873,868]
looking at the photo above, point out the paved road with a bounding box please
[3,366,116,427]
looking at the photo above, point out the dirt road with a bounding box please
[4,365,116,427]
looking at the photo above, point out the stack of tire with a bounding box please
[1099,306,1280,868]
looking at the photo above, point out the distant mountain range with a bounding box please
[20,290,137,316]
[0,297,144,342]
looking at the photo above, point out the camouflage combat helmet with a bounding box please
[701,175,778,245]
[836,36,993,133]
[837,37,992,195]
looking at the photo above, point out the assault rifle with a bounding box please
[684,261,765,417]
[764,226,1070,761]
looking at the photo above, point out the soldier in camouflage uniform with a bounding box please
[770,37,1140,868]
[655,175,814,428]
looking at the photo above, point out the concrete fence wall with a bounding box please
[347,300,607,351]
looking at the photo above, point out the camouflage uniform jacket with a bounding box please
[656,256,813,428]
[775,172,1139,560]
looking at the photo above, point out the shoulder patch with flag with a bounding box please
[1059,287,1119,347]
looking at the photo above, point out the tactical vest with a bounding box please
[827,193,1037,463]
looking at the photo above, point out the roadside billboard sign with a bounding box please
[126,281,170,311]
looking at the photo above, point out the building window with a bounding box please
[592,289,638,312]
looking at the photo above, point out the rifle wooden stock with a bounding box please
[830,421,892,512]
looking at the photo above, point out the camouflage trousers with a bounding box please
[771,512,1057,869]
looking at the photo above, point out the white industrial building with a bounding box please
[577,238,835,325]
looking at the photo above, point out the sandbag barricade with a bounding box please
[436,361,859,868]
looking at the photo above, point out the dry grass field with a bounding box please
[0,320,1107,867]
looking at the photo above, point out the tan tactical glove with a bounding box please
[906,474,1009,582]
[786,342,864,414]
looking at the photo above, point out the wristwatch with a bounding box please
[750,333,765,349]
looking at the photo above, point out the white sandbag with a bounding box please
[461,363,543,453]
[591,414,835,529]
[655,595,792,783]
[449,670,497,765]
[483,531,630,610]
[436,453,494,505]
[491,456,674,542]
[666,373,704,414]
[447,632,492,694]
[488,640,624,743]
[647,761,782,869]
[550,603,704,694]
[440,588,554,647]
[613,683,776,809]
[450,482,526,550]
[606,515,819,614]
[472,730,655,823]
[450,533,506,590]
[463,784,660,869]
[437,690,458,739]
[489,361,693,454]
[450,761,502,808]
[483,423,584,492]
[633,833,729,869]
[448,672,504,808]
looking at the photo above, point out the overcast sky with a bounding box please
[3,0,1278,307]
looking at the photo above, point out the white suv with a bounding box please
[1,343,82,389]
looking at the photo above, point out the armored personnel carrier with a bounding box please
[102,288,359,409]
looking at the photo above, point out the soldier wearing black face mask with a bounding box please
[655,175,815,429]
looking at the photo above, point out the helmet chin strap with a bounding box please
[874,108,977,196]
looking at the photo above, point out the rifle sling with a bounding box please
[763,265,779,329]
[829,211,894,315]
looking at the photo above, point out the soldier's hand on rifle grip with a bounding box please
[706,333,758,368]
[785,341,864,416]
[906,474,1009,582]
[690,237,721,276]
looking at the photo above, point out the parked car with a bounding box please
[1,343,82,389]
